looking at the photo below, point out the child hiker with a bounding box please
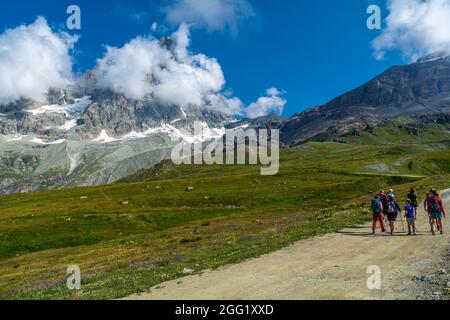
[404,200,416,236]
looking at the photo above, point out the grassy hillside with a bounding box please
[1,124,450,299]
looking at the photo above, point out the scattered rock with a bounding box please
[415,275,433,282]
[437,269,447,275]
[183,268,194,274]
[156,186,161,189]
[240,235,253,241]
[80,196,88,200]
[120,201,129,205]
[186,187,194,192]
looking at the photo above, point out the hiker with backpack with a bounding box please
[387,189,397,200]
[371,194,386,234]
[407,187,419,216]
[424,189,446,235]
[386,195,401,235]
[379,190,389,225]
[404,200,417,236]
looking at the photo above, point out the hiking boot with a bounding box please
[440,230,444,235]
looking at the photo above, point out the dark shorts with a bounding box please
[430,212,444,220]
[387,212,398,221]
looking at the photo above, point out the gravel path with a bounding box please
[125,191,450,300]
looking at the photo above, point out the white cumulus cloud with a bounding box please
[0,17,76,105]
[94,24,232,111]
[245,88,286,118]
[164,0,254,34]
[373,0,450,61]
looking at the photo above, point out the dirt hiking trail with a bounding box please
[125,191,450,300]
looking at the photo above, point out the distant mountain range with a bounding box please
[1,53,450,194]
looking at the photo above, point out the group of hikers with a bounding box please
[370,188,446,236]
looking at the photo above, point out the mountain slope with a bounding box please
[281,54,450,145]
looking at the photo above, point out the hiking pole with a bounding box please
[399,212,405,233]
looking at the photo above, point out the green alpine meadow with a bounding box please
[1,118,450,299]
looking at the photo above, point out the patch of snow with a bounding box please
[170,118,182,124]
[93,130,118,143]
[416,55,447,63]
[233,124,250,130]
[180,106,187,119]
[3,135,26,142]
[122,131,146,140]
[68,152,80,175]
[10,136,24,141]
[30,138,67,145]
[58,119,77,130]
[26,96,92,116]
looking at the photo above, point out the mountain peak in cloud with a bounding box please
[0,14,286,119]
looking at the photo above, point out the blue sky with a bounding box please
[0,0,407,116]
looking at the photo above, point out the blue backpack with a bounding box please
[371,198,382,214]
